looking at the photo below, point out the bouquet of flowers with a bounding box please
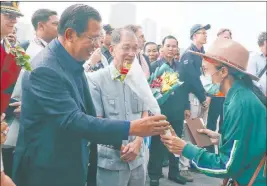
[148,63,183,105]
[1,38,31,113]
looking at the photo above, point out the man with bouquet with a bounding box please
[148,35,190,186]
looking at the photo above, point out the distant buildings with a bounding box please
[109,3,137,28]
[141,18,157,43]
[16,21,33,42]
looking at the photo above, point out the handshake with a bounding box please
[129,115,170,137]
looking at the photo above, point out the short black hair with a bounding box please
[58,4,102,36]
[144,42,157,51]
[162,35,178,46]
[31,9,57,31]
[258,32,266,47]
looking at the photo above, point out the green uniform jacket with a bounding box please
[182,80,266,185]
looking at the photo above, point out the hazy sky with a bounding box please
[19,1,266,52]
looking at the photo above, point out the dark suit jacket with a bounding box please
[12,39,130,186]
[151,58,189,121]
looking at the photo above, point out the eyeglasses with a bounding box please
[196,31,207,36]
[87,36,100,43]
[121,45,138,54]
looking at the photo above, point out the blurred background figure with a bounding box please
[217,28,232,39]
[144,41,159,63]
[247,32,266,95]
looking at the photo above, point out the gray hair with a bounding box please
[258,32,266,47]
[111,28,136,45]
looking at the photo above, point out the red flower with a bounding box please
[120,68,129,75]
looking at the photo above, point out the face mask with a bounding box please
[201,74,221,95]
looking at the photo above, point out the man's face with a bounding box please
[0,13,18,37]
[104,33,112,47]
[162,38,178,59]
[68,19,101,61]
[136,28,146,50]
[194,28,208,44]
[261,40,267,56]
[111,32,138,69]
[218,31,231,40]
[145,44,159,62]
[42,15,59,42]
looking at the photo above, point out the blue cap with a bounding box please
[190,24,211,40]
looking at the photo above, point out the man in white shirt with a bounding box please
[26,9,58,59]
[247,32,266,95]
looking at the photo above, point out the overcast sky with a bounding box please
[19,1,266,52]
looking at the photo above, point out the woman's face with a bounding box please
[202,59,228,84]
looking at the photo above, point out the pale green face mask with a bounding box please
[203,74,221,95]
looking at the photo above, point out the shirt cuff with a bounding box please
[122,121,130,140]
[182,143,201,160]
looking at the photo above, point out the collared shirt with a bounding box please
[151,57,178,73]
[247,52,266,77]
[101,46,112,63]
[247,52,266,94]
[182,80,266,185]
[87,63,147,171]
[26,36,48,62]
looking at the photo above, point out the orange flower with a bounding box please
[214,91,225,97]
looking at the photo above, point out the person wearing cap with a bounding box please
[1,1,23,186]
[247,32,266,95]
[3,9,59,180]
[161,38,267,186]
[178,23,211,180]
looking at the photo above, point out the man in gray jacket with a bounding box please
[87,28,147,186]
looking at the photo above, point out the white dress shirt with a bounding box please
[247,52,266,95]
[26,37,48,60]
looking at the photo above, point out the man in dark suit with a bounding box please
[148,36,189,186]
[12,4,169,186]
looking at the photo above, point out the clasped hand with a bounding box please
[120,137,142,162]
[160,127,187,155]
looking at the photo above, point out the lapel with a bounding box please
[64,69,87,113]
[48,40,87,113]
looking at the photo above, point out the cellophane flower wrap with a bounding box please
[148,63,183,106]
[124,57,161,115]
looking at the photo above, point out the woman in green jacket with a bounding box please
[161,38,266,186]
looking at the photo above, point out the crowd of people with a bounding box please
[1,2,266,186]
